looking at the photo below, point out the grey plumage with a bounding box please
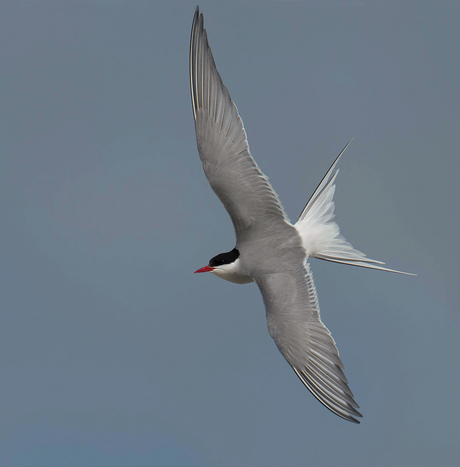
[190,7,410,423]
[190,6,362,423]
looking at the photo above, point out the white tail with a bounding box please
[295,141,414,275]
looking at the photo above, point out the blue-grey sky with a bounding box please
[1,1,459,466]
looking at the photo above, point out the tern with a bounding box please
[190,7,413,423]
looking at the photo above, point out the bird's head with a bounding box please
[194,248,254,284]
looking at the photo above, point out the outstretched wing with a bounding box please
[255,264,362,423]
[190,8,290,242]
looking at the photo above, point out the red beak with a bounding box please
[194,265,214,274]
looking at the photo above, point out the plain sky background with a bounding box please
[1,0,459,466]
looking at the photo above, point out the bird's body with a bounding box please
[190,7,412,423]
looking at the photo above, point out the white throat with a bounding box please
[212,257,254,284]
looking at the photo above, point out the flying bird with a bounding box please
[190,7,413,423]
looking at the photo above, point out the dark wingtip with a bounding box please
[192,6,200,30]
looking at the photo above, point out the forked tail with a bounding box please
[295,141,414,275]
